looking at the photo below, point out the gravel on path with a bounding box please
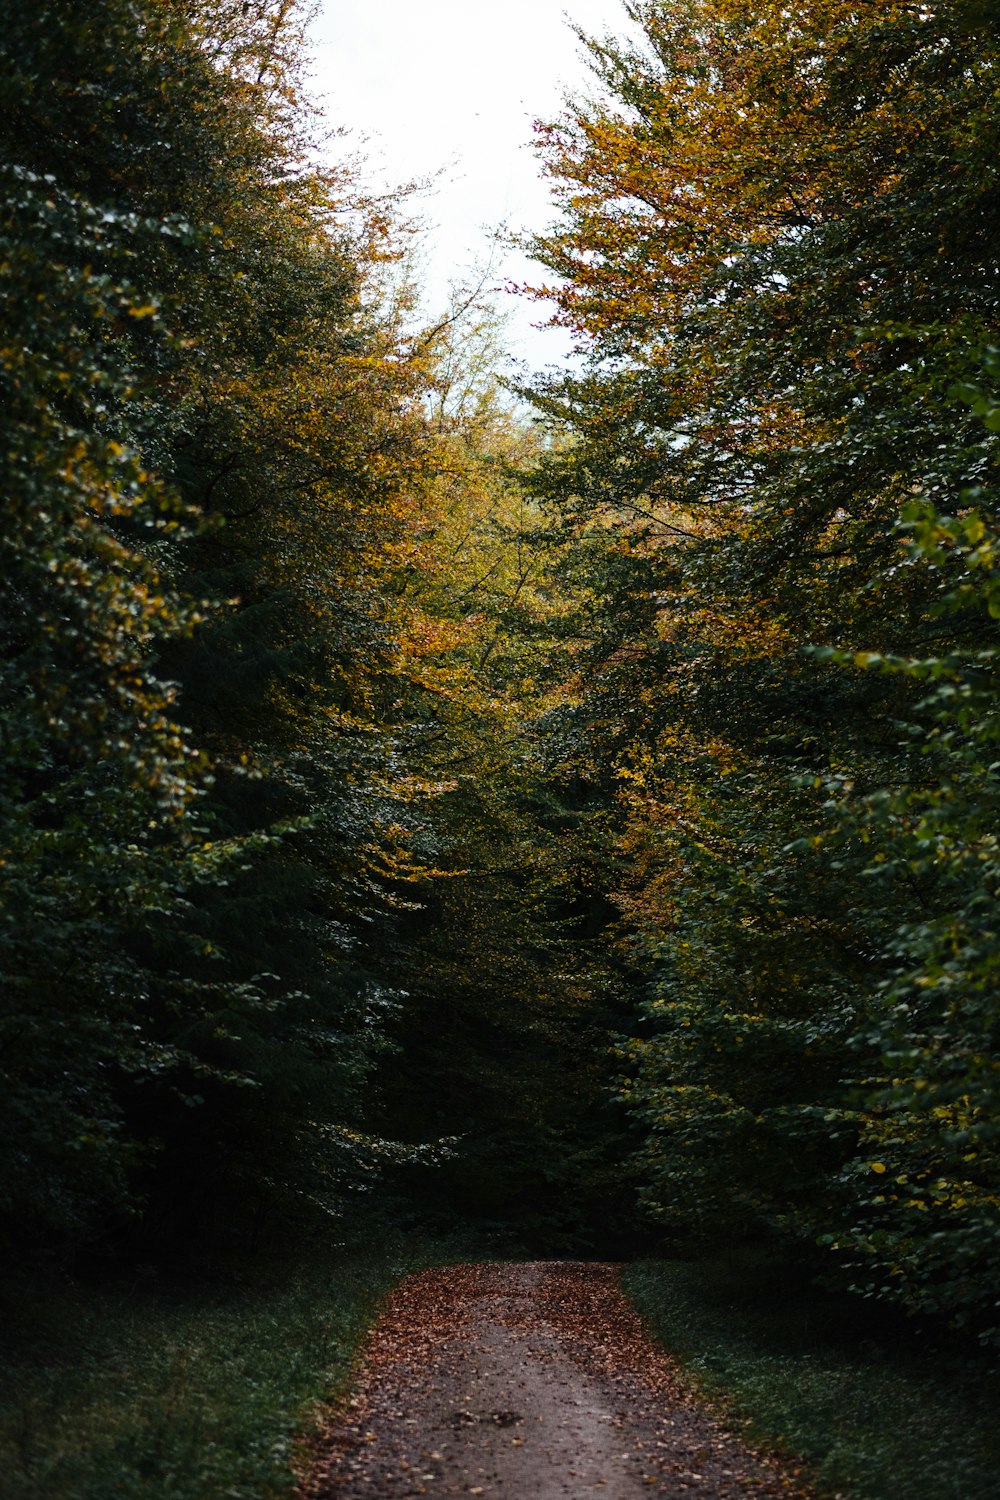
[299,1261,813,1500]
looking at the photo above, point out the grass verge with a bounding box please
[623,1254,1000,1500]
[0,1240,421,1500]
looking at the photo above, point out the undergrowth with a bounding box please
[0,1238,424,1500]
[623,1252,1000,1500]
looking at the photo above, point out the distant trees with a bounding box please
[356,303,640,1246]
[527,0,1000,1338]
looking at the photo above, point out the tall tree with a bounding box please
[0,0,445,1244]
[526,0,1000,1335]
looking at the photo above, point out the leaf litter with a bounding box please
[298,1261,815,1499]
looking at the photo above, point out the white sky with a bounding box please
[309,0,632,367]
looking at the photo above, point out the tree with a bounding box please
[525,0,1000,1335]
[0,0,443,1242]
[365,302,641,1249]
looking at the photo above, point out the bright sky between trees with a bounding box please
[310,0,632,365]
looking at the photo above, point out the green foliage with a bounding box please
[801,359,1000,1335]
[0,0,633,1258]
[0,0,457,1243]
[13,0,1000,1367]
[365,312,642,1249]
[0,1248,407,1500]
[625,1255,1000,1500]
[0,20,219,1229]
[526,0,1000,1336]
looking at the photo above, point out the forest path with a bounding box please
[299,1261,812,1500]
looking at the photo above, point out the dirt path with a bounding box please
[300,1262,812,1500]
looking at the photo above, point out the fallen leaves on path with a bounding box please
[298,1262,814,1499]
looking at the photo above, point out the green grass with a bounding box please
[0,1243,418,1500]
[623,1253,1000,1500]
[10,1238,994,1500]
